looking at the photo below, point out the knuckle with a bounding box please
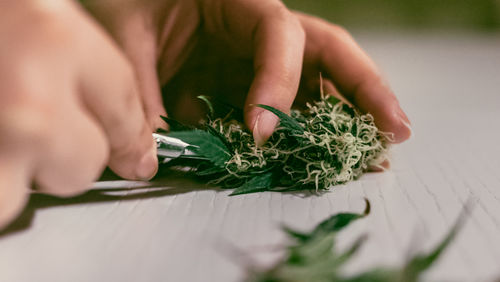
[268,4,291,21]
[1,62,57,107]
[25,8,78,48]
[280,15,306,46]
[325,23,353,45]
[264,4,302,32]
[0,103,53,146]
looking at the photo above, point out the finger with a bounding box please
[114,24,168,131]
[209,1,305,145]
[247,4,305,146]
[296,13,411,143]
[34,95,109,197]
[81,5,168,131]
[78,24,158,180]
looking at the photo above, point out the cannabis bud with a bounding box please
[164,94,389,195]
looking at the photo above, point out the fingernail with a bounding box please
[253,111,279,146]
[369,159,391,172]
[136,146,158,181]
[396,108,412,142]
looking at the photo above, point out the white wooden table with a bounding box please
[1,32,499,282]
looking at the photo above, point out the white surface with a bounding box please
[1,32,500,282]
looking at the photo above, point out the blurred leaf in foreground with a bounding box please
[245,200,464,282]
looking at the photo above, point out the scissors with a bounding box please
[153,133,207,164]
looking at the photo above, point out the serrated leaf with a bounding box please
[288,232,336,263]
[284,199,370,243]
[275,235,367,282]
[341,208,466,282]
[256,104,304,134]
[230,172,274,196]
[401,214,463,280]
[206,126,233,151]
[168,130,232,168]
[281,227,310,242]
[334,235,367,267]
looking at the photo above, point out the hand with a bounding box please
[83,0,411,146]
[0,0,158,229]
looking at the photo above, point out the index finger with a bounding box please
[202,0,306,145]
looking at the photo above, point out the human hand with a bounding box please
[0,0,158,229]
[83,0,411,146]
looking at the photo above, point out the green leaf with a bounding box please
[230,173,274,196]
[313,199,370,232]
[197,95,214,117]
[334,235,367,267]
[341,208,467,282]
[168,130,232,168]
[401,214,464,280]
[205,126,233,151]
[281,227,311,242]
[288,232,337,264]
[341,269,397,282]
[256,104,304,134]
[326,95,341,105]
[284,199,370,243]
[273,235,367,282]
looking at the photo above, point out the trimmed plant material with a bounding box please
[245,200,462,282]
[164,93,389,195]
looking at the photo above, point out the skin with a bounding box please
[0,0,411,229]
[0,0,158,229]
[83,0,411,144]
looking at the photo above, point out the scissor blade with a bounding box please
[153,133,208,161]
